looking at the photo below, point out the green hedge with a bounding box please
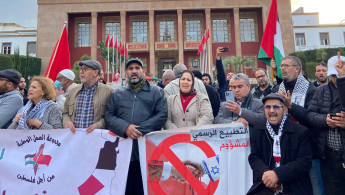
[0,54,41,82]
[289,47,345,80]
[0,55,14,70]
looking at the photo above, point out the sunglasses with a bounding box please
[264,105,284,110]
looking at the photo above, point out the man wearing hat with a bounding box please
[62,60,112,133]
[307,54,345,194]
[105,58,167,195]
[0,69,23,128]
[55,69,77,113]
[248,93,312,195]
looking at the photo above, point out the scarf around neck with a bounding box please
[17,99,54,130]
[128,77,147,93]
[266,114,287,167]
[279,74,309,107]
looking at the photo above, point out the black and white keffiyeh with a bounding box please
[266,114,287,168]
[278,74,309,107]
[17,99,54,130]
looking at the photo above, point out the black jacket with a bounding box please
[216,58,229,102]
[247,118,313,195]
[204,83,221,117]
[105,81,168,161]
[252,85,272,99]
[337,77,345,106]
[307,81,345,161]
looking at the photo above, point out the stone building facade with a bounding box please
[37,0,294,79]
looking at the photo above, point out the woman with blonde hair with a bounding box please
[8,76,62,130]
[164,70,213,129]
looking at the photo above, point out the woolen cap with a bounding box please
[0,69,22,85]
[79,60,102,74]
[262,93,285,104]
[126,58,143,69]
[58,69,75,80]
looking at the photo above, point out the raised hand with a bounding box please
[335,51,345,76]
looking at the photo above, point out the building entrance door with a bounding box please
[158,58,175,78]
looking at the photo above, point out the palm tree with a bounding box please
[222,55,254,74]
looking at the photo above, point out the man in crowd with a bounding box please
[193,70,221,117]
[202,73,218,90]
[157,69,175,89]
[247,94,312,194]
[17,77,28,105]
[164,63,207,97]
[307,54,345,194]
[55,69,77,113]
[251,68,272,99]
[63,60,112,134]
[214,73,263,128]
[313,62,328,87]
[215,47,234,102]
[0,69,23,128]
[105,59,167,195]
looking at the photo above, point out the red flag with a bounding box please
[119,42,122,52]
[114,38,118,50]
[120,43,125,56]
[45,23,70,81]
[109,36,113,48]
[206,28,210,41]
[197,41,203,55]
[105,32,110,47]
[34,153,52,166]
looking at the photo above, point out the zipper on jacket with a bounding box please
[131,95,136,123]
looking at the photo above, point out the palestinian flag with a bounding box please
[258,0,285,78]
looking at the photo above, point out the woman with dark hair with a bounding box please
[164,70,213,129]
[8,76,62,130]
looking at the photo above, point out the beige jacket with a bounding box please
[164,92,214,130]
[62,83,113,129]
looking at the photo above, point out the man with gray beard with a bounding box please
[105,58,168,195]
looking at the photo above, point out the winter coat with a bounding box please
[164,92,213,129]
[62,83,113,129]
[307,82,345,161]
[247,118,313,195]
[216,58,229,102]
[105,81,168,161]
[0,90,23,128]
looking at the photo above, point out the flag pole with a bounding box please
[107,32,110,84]
[112,32,115,84]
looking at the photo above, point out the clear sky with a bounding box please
[0,0,38,27]
[0,0,344,27]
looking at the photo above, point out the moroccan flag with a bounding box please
[258,0,285,78]
[45,23,71,81]
[109,36,113,48]
[120,43,125,56]
[114,38,118,50]
[34,153,52,166]
[119,42,122,53]
[105,32,110,47]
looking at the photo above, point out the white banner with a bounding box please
[138,123,252,195]
[0,129,132,195]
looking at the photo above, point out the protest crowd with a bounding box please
[1,45,345,195]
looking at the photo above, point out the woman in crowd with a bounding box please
[8,76,62,130]
[164,70,213,129]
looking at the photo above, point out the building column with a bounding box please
[177,9,184,64]
[233,8,242,56]
[205,9,212,74]
[91,12,98,60]
[149,10,156,76]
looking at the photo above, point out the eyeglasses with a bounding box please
[264,105,284,110]
[280,64,297,68]
[80,67,92,73]
[56,76,66,80]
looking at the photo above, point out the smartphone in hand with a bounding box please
[220,47,229,52]
[329,113,338,119]
[225,91,234,102]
